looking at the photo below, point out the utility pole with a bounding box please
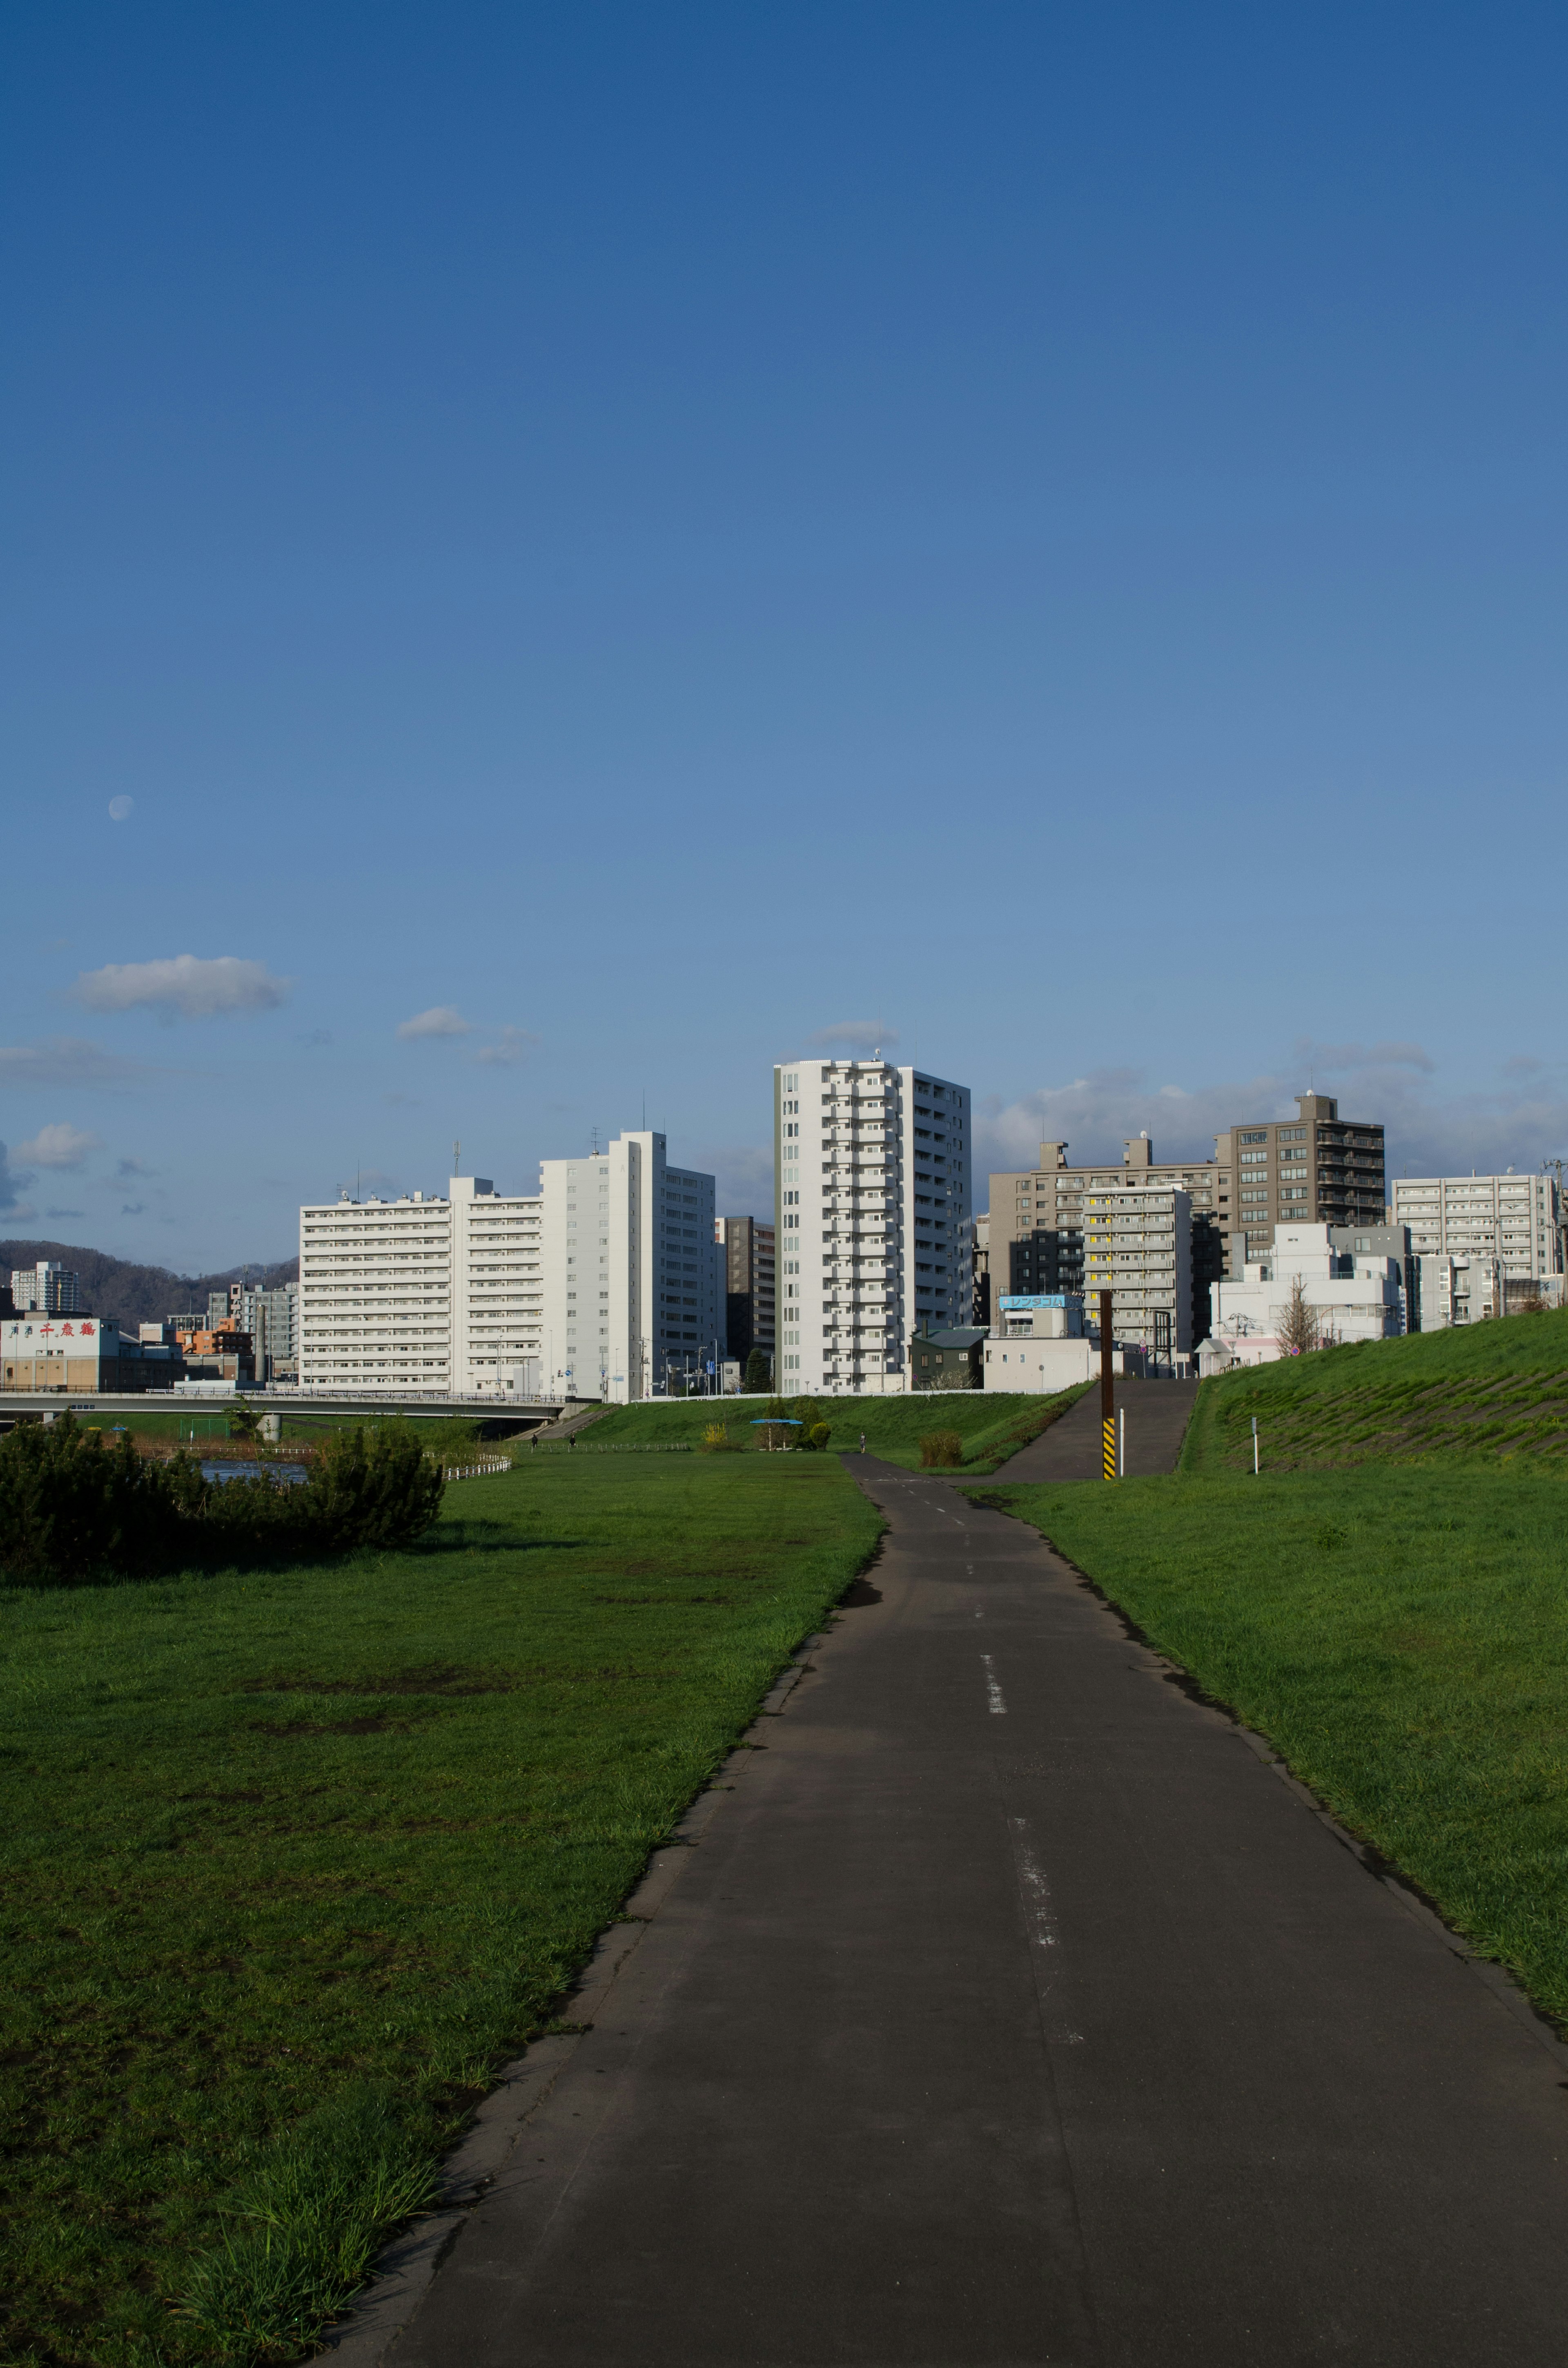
[1100,1288,1116,1481]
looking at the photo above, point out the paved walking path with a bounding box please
[376,1461,1568,2367]
[1002,1374,1200,1481]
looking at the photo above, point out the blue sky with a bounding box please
[3,2,1565,1269]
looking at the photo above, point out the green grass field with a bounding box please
[1185,1305,1568,1472]
[575,1387,1085,1471]
[72,1409,487,1454]
[0,1452,882,2366]
[971,1311,1568,2035]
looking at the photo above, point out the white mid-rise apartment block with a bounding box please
[1081,1177,1194,1360]
[298,1178,542,1396]
[775,1058,971,1394]
[538,1133,722,1402]
[1390,1172,1563,1293]
[297,1135,722,1402]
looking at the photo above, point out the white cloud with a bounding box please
[0,1036,147,1088]
[702,1142,776,1219]
[1292,1037,1434,1075]
[0,1141,38,1216]
[471,1025,539,1068]
[396,1006,471,1040]
[71,954,290,1020]
[973,1061,1568,1199]
[808,1020,898,1051]
[13,1123,101,1170]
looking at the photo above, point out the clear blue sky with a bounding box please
[3,2,1564,1271]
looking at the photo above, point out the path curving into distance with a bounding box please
[349,1457,1568,2366]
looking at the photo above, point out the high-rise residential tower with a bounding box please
[775,1058,971,1394]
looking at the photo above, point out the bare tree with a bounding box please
[1274,1275,1321,1357]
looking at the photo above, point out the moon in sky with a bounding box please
[108,796,134,821]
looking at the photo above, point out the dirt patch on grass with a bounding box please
[241,1664,520,1698]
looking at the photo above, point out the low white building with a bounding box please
[1200,1223,1405,1373]
[984,1294,1137,1389]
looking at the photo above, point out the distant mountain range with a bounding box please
[0,1239,299,1333]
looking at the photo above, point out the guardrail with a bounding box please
[441,1458,513,1479]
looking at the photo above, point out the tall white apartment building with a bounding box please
[537,1133,722,1401]
[1390,1171,1563,1286]
[775,1058,971,1394]
[298,1138,721,1402]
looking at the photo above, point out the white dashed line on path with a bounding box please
[981,1654,1007,1716]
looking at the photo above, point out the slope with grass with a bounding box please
[968,1310,1568,2039]
[577,1387,1086,1472]
[1186,1306,1568,1472]
[0,1452,882,2366]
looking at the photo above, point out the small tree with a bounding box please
[228,1396,261,1445]
[743,1347,771,1392]
[1274,1276,1321,1357]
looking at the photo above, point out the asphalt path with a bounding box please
[379,1458,1568,2367]
[1001,1375,1201,1481]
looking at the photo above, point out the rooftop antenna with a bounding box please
[453,1138,460,1175]
[592,1125,600,1156]
[641,1088,646,1129]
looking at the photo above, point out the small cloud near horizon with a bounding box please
[397,1006,471,1040]
[14,1122,101,1170]
[71,955,290,1021]
[808,1020,899,1052]
[0,1036,149,1089]
[471,1025,539,1068]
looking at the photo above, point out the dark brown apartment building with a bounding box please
[1216,1092,1386,1271]
[716,1216,775,1369]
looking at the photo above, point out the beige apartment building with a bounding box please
[1216,1092,1385,1273]
[987,1136,1220,1347]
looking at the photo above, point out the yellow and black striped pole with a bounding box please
[1099,1288,1117,1481]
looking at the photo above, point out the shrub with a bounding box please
[919,1430,965,1469]
[700,1422,733,1453]
[297,1422,445,1552]
[743,1347,771,1391]
[808,1422,832,1451]
[0,1412,445,1584]
[0,1417,192,1582]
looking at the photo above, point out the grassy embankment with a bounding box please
[0,1452,882,2367]
[969,1308,1568,2026]
[73,1409,488,1458]
[567,1387,1087,1472]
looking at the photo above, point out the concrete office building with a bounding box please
[10,1260,80,1314]
[1390,1171,1562,1302]
[1217,1093,1386,1273]
[716,1217,775,1370]
[538,1134,723,1402]
[775,1058,971,1394]
[987,1138,1219,1348]
[219,1280,300,1382]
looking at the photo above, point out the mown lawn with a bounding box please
[0,1452,882,2366]
[972,1460,1568,2027]
[576,1387,1085,1471]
